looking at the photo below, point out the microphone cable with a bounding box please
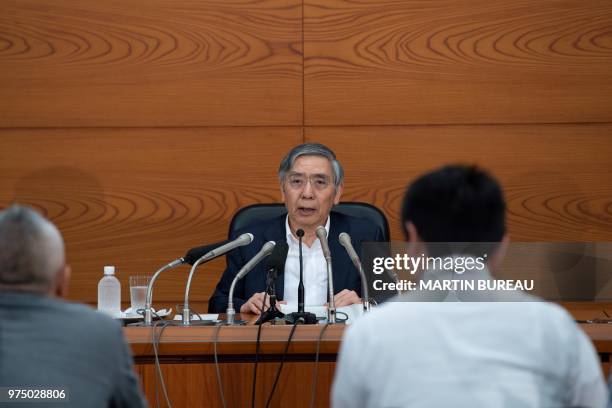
[252,286,271,408]
[152,318,173,408]
[251,320,264,408]
[309,322,329,408]
[265,320,299,408]
[213,322,227,408]
[335,311,349,323]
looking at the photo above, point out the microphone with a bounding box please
[316,226,336,323]
[296,229,305,313]
[142,258,183,326]
[285,229,317,325]
[236,241,276,280]
[266,241,289,281]
[339,232,370,312]
[256,242,289,325]
[182,233,254,325]
[316,226,331,259]
[183,240,232,265]
[197,233,254,262]
[141,238,236,326]
[226,241,276,324]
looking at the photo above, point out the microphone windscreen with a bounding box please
[266,241,289,274]
[338,232,351,248]
[315,226,327,240]
[183,239,231,265]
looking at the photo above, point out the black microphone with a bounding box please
[255,242,289,325]
[266,241,289,281]
[183,239,232,265]
[296,229,305,313]
[285,229,317,325]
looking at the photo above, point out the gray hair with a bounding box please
[278,143,344,189]
[0,204,65,292]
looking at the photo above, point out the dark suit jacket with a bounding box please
[0,291,146,408]
[208,211,384,313]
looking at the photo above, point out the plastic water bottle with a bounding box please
[98,265,121,317]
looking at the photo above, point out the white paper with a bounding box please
[173,313,219,321]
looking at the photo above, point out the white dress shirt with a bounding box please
[332,288,607,408]
[283,216,329,306]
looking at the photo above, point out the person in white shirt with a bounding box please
[332,164,607,408]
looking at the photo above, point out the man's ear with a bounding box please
[405,222,426,259]
[54,264,71,299]
[488,234,509,271]
[406,222,420,244]
[333,183,344,205]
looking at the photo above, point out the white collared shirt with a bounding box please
[283,216,330,306]
[332,288,607,408]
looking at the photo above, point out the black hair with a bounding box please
[401,165,506,254]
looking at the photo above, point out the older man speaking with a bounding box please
[208,143,384,314]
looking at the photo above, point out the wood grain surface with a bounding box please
[0,127,302,304]
[306,124,612,241]
[304,0,612,125]
[127,313,612,407]
[0,0,302,126]
[138,361,335,408]
[1,0,611,311]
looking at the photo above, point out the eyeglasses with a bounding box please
[286,174,332,191]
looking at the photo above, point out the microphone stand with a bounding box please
[285,229,317,325]
[142,258,184,326]
[255,269,285,325]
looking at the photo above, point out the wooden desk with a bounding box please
[128,316,342,408]
[126,307,612,408]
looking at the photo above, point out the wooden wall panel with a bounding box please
[306,124,612,241]
[0,0,302,127]
[0,127,302,304]
[304,0,612,125]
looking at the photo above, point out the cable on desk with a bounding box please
[265,321,299,408]
[152,319,173,408]
[251,321,264,408]
[258,291,269,316]
[309,322,330,408]
[213,323,227,408]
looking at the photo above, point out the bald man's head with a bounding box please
[0,205,67,295]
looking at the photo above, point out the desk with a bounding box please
[126,307,612,408]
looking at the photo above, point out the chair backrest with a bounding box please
[229,202,390,241]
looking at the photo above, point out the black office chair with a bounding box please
[229,202,390,241]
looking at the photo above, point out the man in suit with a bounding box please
[332,165,607,408]
[209,143,384,314]
[0,204,146,408]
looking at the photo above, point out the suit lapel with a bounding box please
[329,211,349,297]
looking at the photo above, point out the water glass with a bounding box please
[129,275,150,313]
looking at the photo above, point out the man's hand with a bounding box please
[239,292,287,314]
[329,289,361,308]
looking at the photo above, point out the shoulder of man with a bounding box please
[230,213,286,244]
[44,297,126,340]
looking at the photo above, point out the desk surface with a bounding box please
[126,304,612,408]
[124,304,612,355]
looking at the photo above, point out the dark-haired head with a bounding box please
[401,165,506,257]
